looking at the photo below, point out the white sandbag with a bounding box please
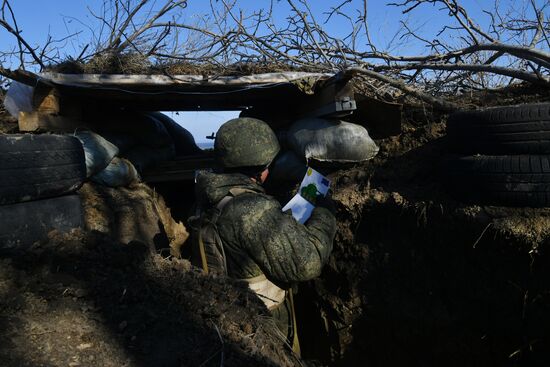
[288,118,379,162]
[90,157,140,187]
[74,131,119,177]
[4,81,34,118]
[268,150,307,182]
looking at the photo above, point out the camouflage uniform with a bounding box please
[192,117,336,347]
[195,171,336,282]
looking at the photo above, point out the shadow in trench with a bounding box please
[332,199,550,367]
[0,230,297,367]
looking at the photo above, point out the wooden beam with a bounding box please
[17,85,85,132]
[18,111,88,132]
[32,85,60,114]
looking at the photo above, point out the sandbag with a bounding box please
[147,112,203,155]
[268,150,307,183]
[133,113,174,148]
[74,131,119,177]
[4,81,34,118]
[90,157,140,188]
[99,131,139,153]
[287,118,379,162]
[123,144,176,173]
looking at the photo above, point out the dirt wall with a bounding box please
[297,116,550,366]
[0,186,300,367]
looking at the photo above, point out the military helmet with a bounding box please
[215,117,280,168]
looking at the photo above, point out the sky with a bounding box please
[3,0,506,60]
[1,0,539,142]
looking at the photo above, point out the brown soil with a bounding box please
[0,188,300,366]
[295,97,550,366]
[3,84,550,367]
[0,92,18,134]
[78,182,189,256]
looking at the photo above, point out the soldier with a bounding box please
[190,117,336,354]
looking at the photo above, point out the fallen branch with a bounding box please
[346,66,460,111]
[386,62,550,87]
[0,66,41,86]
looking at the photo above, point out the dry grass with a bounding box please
[48,53,319,76]
[52,53,152,74]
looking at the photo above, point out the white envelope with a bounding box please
[282,194,315,224]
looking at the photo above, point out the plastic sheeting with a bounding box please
[74,131,119,177]
[4,81,33,118]
[90,157,140,188]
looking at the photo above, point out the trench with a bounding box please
[150,168,550,366]
[296,197,550,366]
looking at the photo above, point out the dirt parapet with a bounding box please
[0,91,18,134]
[79,182,189,255]
[298,115,550,366]
[0,228,300,367]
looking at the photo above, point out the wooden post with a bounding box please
[18,86,85,132]
[32,84,60,114]
[18,111,90,132]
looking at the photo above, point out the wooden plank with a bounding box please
[41,71,332,87]
[18,111,88,132]
[18,85,85,132]
[32,85,60,114]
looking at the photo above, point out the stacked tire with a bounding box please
[0,134,86,249]
[445,103,550,207]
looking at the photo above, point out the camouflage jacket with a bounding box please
[194,171,337,283]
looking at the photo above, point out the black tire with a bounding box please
[0,195,83,250]
[0,134,86,205]
[445,155,550,207]
[447,103,550,154]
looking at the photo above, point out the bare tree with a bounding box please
[0,0,549,109]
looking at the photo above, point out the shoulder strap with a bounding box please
[197,188,255,275]
[216,195,234,211]
[228,187,256,197]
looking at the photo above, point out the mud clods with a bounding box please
[3,89,550,366]
[0,193,299,367]
[295,115,550,366]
